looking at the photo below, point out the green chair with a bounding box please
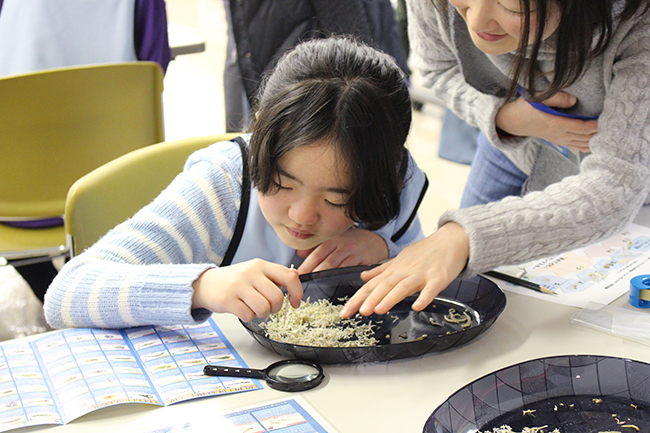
[0,62,165,264]
[65,134,239,257]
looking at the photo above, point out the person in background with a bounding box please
[0,0,171,76]
[340,0,650,318]
[438,109,480,166]
[44,37,428,329]
[222,0,408,132]
[398,0,480,165]
[0,0,171,301]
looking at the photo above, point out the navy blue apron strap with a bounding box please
[390,175,429,243]
[220,136,251,266]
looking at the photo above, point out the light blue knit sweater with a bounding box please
[44,140,424,329]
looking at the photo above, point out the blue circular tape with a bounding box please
[629,275,650,308]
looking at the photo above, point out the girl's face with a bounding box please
[258,139,355,251]
[448,0,560,55]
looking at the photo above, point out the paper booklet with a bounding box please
[0,318,262,432]
[488,223,650,308]
[130,396,340,433]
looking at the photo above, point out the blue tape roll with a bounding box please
[629,275,650,308]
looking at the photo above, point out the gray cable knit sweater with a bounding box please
[407,0,650,277]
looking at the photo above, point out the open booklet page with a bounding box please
[0,318,261,432]
[490,224,650,307]
[130,396,340,433]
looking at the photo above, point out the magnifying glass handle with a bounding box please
[204,365,266,380]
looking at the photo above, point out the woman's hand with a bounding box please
[296,228,389,274]
[191,259,301,322]
[340,222,469,318]
[496,91,598,153]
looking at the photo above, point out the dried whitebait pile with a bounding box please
[479,427,560,433]
[479,426,641,433]
[260,297,378,347]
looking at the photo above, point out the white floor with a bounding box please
[162,0,471,236]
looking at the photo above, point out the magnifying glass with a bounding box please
[203,359,324,392]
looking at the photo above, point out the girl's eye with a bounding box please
[498,2,524,14]
[325,200,347,209]
[273,180,292,191]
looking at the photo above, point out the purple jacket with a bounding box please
[134,0,171,73]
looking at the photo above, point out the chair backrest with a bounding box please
[0,62,165,218]
[65,134,239,256]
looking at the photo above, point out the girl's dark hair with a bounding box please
[248,36,412,231]
[433,0,650,102]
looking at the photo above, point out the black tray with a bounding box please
[424,355,650,433]
[240,265,506,364]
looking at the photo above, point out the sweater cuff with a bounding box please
[475,98,528,150]
[496,126,516,139]
[137,264,216,326]
[438,206,508,279]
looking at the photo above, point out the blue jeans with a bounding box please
[460,132,528,208]
[438,109,480,165]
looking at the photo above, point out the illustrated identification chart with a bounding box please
[224,397,338,433]
[0,319,261,432]
[491,224,650,307]
[131,397,340,433]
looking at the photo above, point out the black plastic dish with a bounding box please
[423,355,650,433]
[240,265,506,364]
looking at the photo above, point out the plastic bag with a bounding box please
[0,264,50,341]
[572,302,650,347]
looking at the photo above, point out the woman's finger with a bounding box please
[360,260,391,282]
[542,91,577,109]
[411,280,444,311]
[370,275,423,315]
[340,277,381,318]
[357,273,409,316]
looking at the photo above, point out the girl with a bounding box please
[44,36,428,329]
[341,0,650,318]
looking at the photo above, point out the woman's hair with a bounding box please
[433,0,650,102]
[248,36,412,231]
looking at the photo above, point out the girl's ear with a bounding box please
[255,111,260,120]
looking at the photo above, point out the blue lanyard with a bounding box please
[517,86,598,158]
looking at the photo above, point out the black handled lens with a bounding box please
[203,359,324,392]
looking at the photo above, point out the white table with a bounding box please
[22,211,650,433]
[168,24,205,59]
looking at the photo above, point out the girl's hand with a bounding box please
[340,222,469,318]
[191,259,302,322]
[496,91,598,153]
[296,228,389,274]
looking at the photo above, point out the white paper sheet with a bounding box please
[487,224,650,308]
